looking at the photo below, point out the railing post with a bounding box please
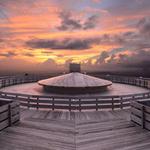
[133,95,135,101]
[37,97,39,110]
[12,78,14,85]
[144,80,146,87]
[79,99,81,112]
[112,98,114,110]
[141,106,145,129]
[120,97,123,109]
[52,98,55,110]
[0,80,2,88]
[8,104,12,126]
[27,96,30,109]
[69,98,71,112]
[8,79,10,86]
[15,94,18,100]
[2,79,6,87]
[96,98,98,111]
[10,78,11,85]
[143,93,146,98]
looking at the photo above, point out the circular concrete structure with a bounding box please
[38,72,112,94]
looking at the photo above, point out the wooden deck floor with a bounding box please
[0,109,150,150]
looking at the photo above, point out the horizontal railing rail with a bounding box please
[0,74,149,111]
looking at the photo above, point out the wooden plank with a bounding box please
[38,100,53,103]
[52,100,69,104]
[132,108,150,123]
[131,102,150,131]
[78,105,96,110]
[12,114,20,123]
[1,92,150,102]
[79,100,96,104]
[10,101,19,108]
[0,119,9,131]
[98,100,121,104]
[131,101,150,113]
[144,105,150,114]
[144,112,150,122]
[0,111,8,122]
[20,101,131,110]
[131,107,142,117]
[18,97,30,102]
[122,103,130,107]
[5,109,150,150]
[19,102,28,107]
[20,102,52,109]
[54,105,72,110]
[0,104,8,113]
[131,114,142,125]
[11,107,20,116]
[141,106,145,128]
[36,104,53,109]
[145,120,150,130]
[131,102,142,109]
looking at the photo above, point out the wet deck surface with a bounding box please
[0,109,150,150]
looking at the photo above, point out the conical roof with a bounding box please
[38,73,112,94]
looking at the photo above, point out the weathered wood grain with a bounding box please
[0,109,150,150]
[0,100,20,131]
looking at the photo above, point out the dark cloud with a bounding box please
[57,11,99,31]
[26,21,150,51]
[96,51,109,64]
[138,17,150,37]
[98,34,126,45]
[25,31,137,51]
[99,27,149,50]
[102,49,150,70]
[57,11,82,31]
[26,38,100,50]
[107,54,116,63]
[95,48,127,65]
[82,48,150,74]
[117,53,127,62]
[83,15,99,30]
[26,19,150,51]
[120,50,150,69]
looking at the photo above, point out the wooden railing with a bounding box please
[0,100,20,131]
[131,101,150,130]
[0,75,43,88]
[0,75,150,111]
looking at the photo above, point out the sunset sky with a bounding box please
[0,0,150,73]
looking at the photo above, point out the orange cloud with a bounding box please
[0,0,149,73]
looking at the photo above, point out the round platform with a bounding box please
[38,73,112,94]
[0,82,149,97]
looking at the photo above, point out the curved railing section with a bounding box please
[0,74,150,111]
